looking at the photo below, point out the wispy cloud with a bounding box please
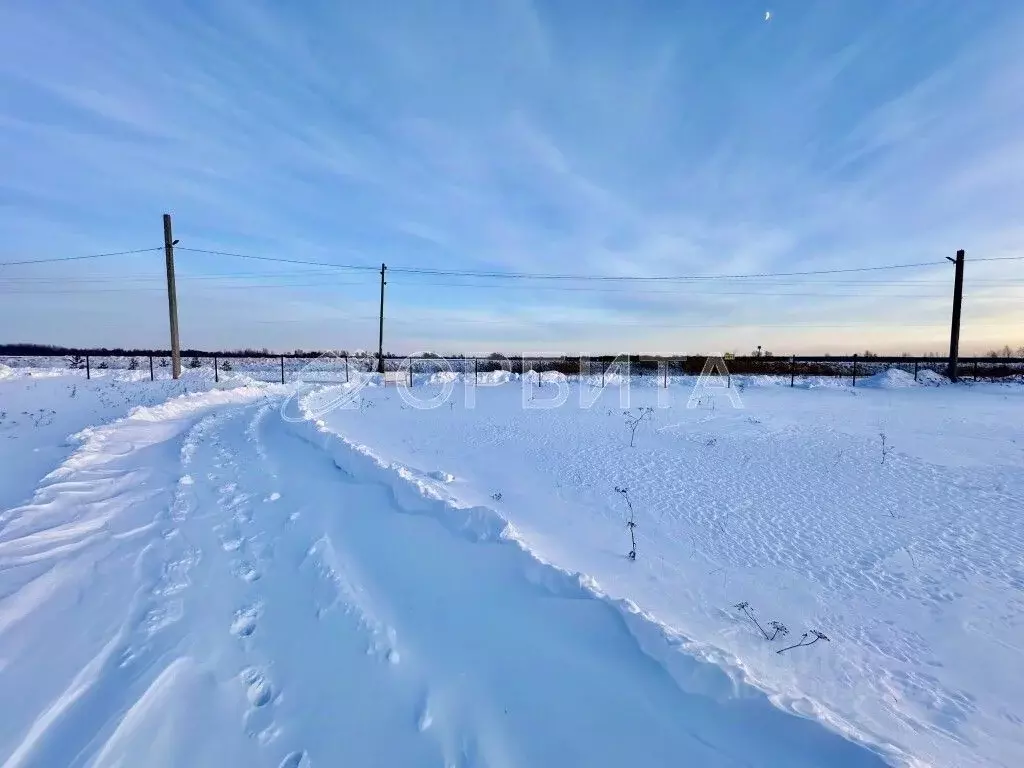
[1,0,1022,354]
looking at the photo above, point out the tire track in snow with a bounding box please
[0,398,266,768]
[173,405,429,766]
[176,409,289,750]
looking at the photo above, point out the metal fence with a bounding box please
[0,352,358,384]
[3,352,1023,386]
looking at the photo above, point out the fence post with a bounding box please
[474,357,478,386]
[914,360,919,381]
[280,355,285,384]
[664,362,668,389]
[790,355,795,387]
[852,353,858,386]
[974,360,979,381]
[214,355,218,383]
[345,354,349,383]
[86,355,91,380]
[149,355,154,381]
[601,364,606,388]
[409,359,414,388]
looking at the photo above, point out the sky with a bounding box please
[1,0,1023,356]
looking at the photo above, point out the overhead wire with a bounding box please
[5,243,1020,281]
[0,247,163,267]
[3,244,1020,344]
[174,246,968,281]
[385,261,952,280]
[174,247,379,271]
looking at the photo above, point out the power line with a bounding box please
[3,273,1022,286]
[8,275,1009,297]
[386,281,954,297]
[0,270,372,284]
[4,244,1019,281]
[7,276,1024,298]
[0,282,372,294]
[386,260,951,281]
[0,286,963,298]
[258,314,1012,329]
[0,247,163,267]
[175,247,379,271]
[180,246,957,281]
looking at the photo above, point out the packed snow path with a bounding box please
[0,391,885,767]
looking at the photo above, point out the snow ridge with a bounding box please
[291,397,893,766]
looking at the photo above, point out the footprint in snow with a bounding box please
[417,705,433,732]
[241,667,273,707]
[266,492,281,502]
[278,751,308,768]
[230,604,261,638]
[232,560,261,583]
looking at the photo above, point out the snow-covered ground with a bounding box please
[1,365,1021,767]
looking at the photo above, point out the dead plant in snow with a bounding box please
[777,629,830,654]
[614,486,638,561]
[734,603,789,642]
[623,407,654,447]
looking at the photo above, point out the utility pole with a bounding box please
[377,263,387,374]
[946,249,965,382]
[163,214,182,379]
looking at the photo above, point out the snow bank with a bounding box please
[47,385,282,482]
[476,369,517,385]
[0,363,12,380]
[292,392,891,765]
[582,373,666,388]
[857,367,919,388]
[312,380,1024,767]
[428,370,460,385]
[917,369,949,386]
[423,370,520,386]
[176,367,264,390]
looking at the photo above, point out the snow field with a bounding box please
[312,375,1024,767]
[0,367,1021,766]
[0,373,883,767]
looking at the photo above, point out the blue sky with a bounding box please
[1,0,1022,355]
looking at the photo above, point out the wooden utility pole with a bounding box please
[377,263,387,374]
[946,249,965,382]
[163,214,181,379]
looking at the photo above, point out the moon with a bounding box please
[765,10,772,22]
